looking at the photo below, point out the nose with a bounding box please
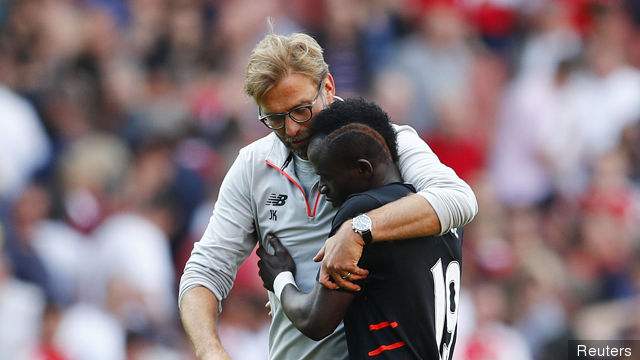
[284,116,305,137]
[319,183,328,194]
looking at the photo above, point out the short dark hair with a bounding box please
[310,98,399,162]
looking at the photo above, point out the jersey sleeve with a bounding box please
[394,124,478,235]
[329,194,384,237]
[178,147,258,311]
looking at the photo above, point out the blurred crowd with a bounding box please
[1,0,640,359]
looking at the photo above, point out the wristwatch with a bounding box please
[351,214,373,245]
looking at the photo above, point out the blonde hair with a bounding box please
[243,22,329,104]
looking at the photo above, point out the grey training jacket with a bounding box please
[179,124,478,359]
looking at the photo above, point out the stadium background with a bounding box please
[1,0,640,359]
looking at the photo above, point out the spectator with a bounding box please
[0,86,51,201]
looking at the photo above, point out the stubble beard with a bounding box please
[277,133,310,160]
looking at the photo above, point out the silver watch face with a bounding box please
[352,214,372,232]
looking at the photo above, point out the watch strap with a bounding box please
[360,229,373,245]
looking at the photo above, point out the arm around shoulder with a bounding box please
[394,124,478,235]
[367,193,442,241]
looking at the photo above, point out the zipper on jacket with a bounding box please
[266,160,321,217]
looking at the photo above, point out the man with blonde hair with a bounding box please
[179,29,477,359]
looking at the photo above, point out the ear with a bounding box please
[355,159,373,177]
[324,73,336,102]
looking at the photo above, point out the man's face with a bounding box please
[260,73,333,159]
[308,137,362,207]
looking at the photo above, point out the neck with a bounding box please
[371,163,402,188]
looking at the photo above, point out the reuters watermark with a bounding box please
[569,340,640,360]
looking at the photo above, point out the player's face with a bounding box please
[308,137,362,207]
[260,73,335,159]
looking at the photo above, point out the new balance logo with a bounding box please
[266,194,288,206]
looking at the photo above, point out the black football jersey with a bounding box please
[330,183,463,360]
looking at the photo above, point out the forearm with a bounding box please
[368,193,440,241]
[417,183,477,234]
[280,283,352,341]
[180,286,230,360]
[394,124,478,234]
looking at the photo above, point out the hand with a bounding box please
[313,220,369,291]
[257,234,296,292]
[265,301,272,317]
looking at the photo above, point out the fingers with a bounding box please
[267,234,288,255]
[341,272,367,281]
[342,265,369,277]
[265,301,272,317]
[256,245,268,259]
[329,264,369,291]
[313,245,326,262]
[317,265,340,290]
[331,274,361,292]
[258,233,282,257]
